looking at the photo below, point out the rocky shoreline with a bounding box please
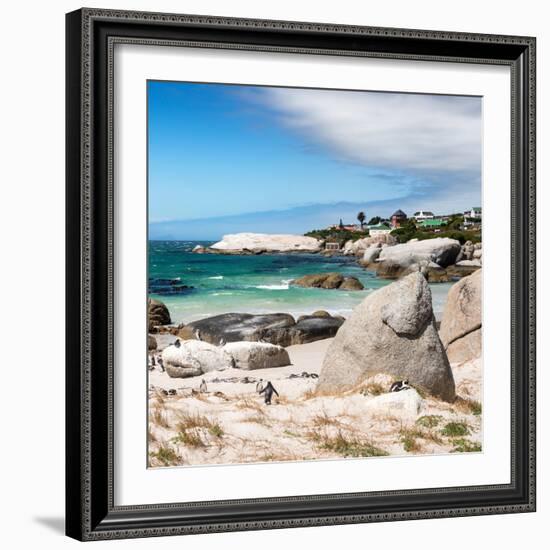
[147,268,483,466]
[192,232,481,283]
[149,269,482,391]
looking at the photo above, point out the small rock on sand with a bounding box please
[363,389,424,419]
[223,341,291,370]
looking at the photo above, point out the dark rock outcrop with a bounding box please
[339,277,366,290]
[446,264,481,279]
[312,310,331,318]
[266,316,344,346]
[181,313,296,345]
[148,278,194,296]
[178,312,343,347]
[148,298,171,327]
[372,238,461,280]
[291,272,364,291]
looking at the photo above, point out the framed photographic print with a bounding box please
[65,8,536,541]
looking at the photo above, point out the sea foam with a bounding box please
[255,283,289,290]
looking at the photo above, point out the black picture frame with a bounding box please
[66,8,536,541]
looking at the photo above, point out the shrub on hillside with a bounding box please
[304,228,368,245]
[390,228,481,245]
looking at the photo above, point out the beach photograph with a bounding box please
[146,81,483,468]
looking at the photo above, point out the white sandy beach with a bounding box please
[148,337,482,467]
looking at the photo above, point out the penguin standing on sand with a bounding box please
[195,329,202,341]
[199,379,207,393]
[259,381,279,405]
[158,357,165,372]
[173,339,181,348]
[219,338,225,347]
[390,379,410,393]
[256,379,264,393]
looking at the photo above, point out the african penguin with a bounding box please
[390,379,411,393]
[259,381,279,405]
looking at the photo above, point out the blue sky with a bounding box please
[148,81,481,240]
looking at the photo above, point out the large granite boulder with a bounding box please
[180,313,295,345]
[179,312,343,347]
[266,316,344,346]
[291,272,364,291]
[362,244,382,265]
[223,341,290,370]
[148,298,171,327]
[439,269,482,363]
[376,238,461,272]
[344,234,397,256]
[208,233,322,254]
[317,273,455,401]
[162,340,233,378]
[456,240,475,262]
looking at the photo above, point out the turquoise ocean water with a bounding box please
[148,240,452,324]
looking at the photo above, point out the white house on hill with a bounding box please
[464,207,482,219]
[463,207,482,228]
[413,210,435,221]
[367,224,392,237]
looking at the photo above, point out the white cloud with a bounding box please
[257,88,481,176]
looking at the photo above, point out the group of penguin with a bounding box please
[149,338,280,405]
[196,378,279,405]
[150,338,410,405]
[148,354,164,372]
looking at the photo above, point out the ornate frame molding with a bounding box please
[66,8,536,541]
